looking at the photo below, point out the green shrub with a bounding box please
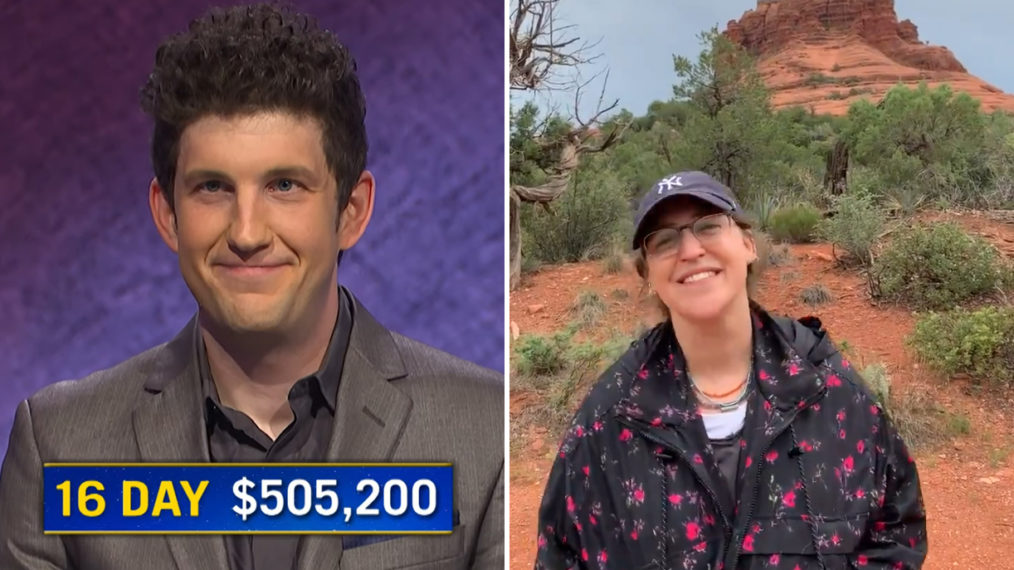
[862,352,973,450]
[571,291,607,327]
[514,330,572,377]
[847,165,888,198]
[521,165,628,264]
[828,91,846,101]
[819,192,885,265]
[767,244,794,266]
[909,306,1014,384]
[856,359,952,451]
[886,389,948,451]
[748,193,782,232]
[982,127,1014,208]
[805,73,836,87]
[549,337,629,411]
[800,284,833,307]
[869,150,923,192]
[610,288,630,300]
[874,223,1003,309]
[859,362,890,405]
[988,446,1012,468]
[1001,264,1014,292]
[838,339,853,357]
[883,185,927,217]
[748,162,826,208]
[513,326,636,435]
[769,203,822,243]
[601,250,625,274]
[946,412,972,436]
[520,255,543,275]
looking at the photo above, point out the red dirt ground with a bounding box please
[509,211,1014,569]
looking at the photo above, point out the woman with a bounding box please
[534,171,927,569]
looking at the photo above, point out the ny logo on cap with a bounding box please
[656,175,683,193]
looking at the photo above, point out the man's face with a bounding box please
[151,111,368,336]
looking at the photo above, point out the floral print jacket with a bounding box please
[535,307,927,569]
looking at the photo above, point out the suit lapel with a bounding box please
[132,318,229,570]
[297,294,413,570]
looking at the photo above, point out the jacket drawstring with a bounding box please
[661,455,670,569]
[790,423,828,570]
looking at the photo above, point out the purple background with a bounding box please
[0,0,505,461]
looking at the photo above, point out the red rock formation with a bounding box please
[723,0,1014,114]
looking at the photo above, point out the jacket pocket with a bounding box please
[632,540,722,570]
[338,527,465,570]
[666,539,722,569]
[744,515,868,555]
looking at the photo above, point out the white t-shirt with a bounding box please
[701,402,748,439]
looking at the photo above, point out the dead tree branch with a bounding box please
[509,0,602,91]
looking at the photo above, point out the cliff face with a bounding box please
[723,0,1014,114]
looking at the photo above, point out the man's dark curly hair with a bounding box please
[140,3,367,213]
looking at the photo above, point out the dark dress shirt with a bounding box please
[199,288,354,570]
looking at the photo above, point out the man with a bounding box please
[0,4,503,569]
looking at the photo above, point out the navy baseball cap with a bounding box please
[632,171,743,249]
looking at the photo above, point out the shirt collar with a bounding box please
[198,285,355,415]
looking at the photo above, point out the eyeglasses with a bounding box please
[641,213,734,257]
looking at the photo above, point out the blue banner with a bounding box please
[43,463,453,534]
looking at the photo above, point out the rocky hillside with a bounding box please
[724,0,1014,114]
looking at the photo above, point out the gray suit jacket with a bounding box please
[0,295,504,570]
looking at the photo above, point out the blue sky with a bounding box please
[514,0,1014,118]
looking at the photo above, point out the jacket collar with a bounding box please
[133,286,412,570]
[613,304,830,428]
[140,286,406,395]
